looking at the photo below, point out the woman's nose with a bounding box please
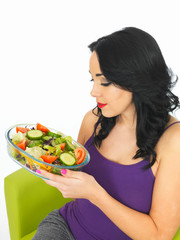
[90,83,101,98]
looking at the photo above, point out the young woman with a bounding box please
[33,27,180,240]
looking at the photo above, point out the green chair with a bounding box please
[173,228,180,240]
[4,168,180,240]
[4,168,72,240]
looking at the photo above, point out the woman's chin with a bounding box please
[101,110,116,118]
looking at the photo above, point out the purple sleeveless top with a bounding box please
[60,121,180,240]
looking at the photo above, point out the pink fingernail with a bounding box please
[36,169,41,174]
[61,169,67,175]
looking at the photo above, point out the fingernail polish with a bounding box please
[36,169,41,174]
[61,169,67,175]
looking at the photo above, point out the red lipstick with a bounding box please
[97,102,107,109]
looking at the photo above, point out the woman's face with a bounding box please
[89,51,134,118]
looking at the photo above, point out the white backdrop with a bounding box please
[0,0,180,239]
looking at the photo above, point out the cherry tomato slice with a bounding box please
[75,147,86,165]
[37,123,50,133]
[16,127,30,134]
[17,139,27,151]
[41,155,58,163]
[60,143,66,150]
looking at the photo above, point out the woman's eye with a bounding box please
[90,78,111,86]
[101,82,112,87]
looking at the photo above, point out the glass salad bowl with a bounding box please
[5,123,90,179]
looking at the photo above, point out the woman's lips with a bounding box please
[97,102,107,109]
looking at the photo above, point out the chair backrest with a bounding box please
[4,168,71,240]
[173,228,180,240]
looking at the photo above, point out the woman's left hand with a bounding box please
[38,169,105,202]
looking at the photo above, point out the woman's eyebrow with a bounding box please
[89,71,105,78]
[96,73,103,77]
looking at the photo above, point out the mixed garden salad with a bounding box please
[11,123,86,170]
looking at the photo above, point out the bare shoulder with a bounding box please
[77,109,99,146]
[156,116,180,164]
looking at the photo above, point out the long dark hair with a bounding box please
[88,27,180,168]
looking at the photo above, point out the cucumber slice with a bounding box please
[65,140,76,151]
[60,153,76,166]
[27,130,43,140]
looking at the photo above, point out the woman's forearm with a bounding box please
[91,190,160,240]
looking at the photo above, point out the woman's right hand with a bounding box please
[39,169,107,203]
